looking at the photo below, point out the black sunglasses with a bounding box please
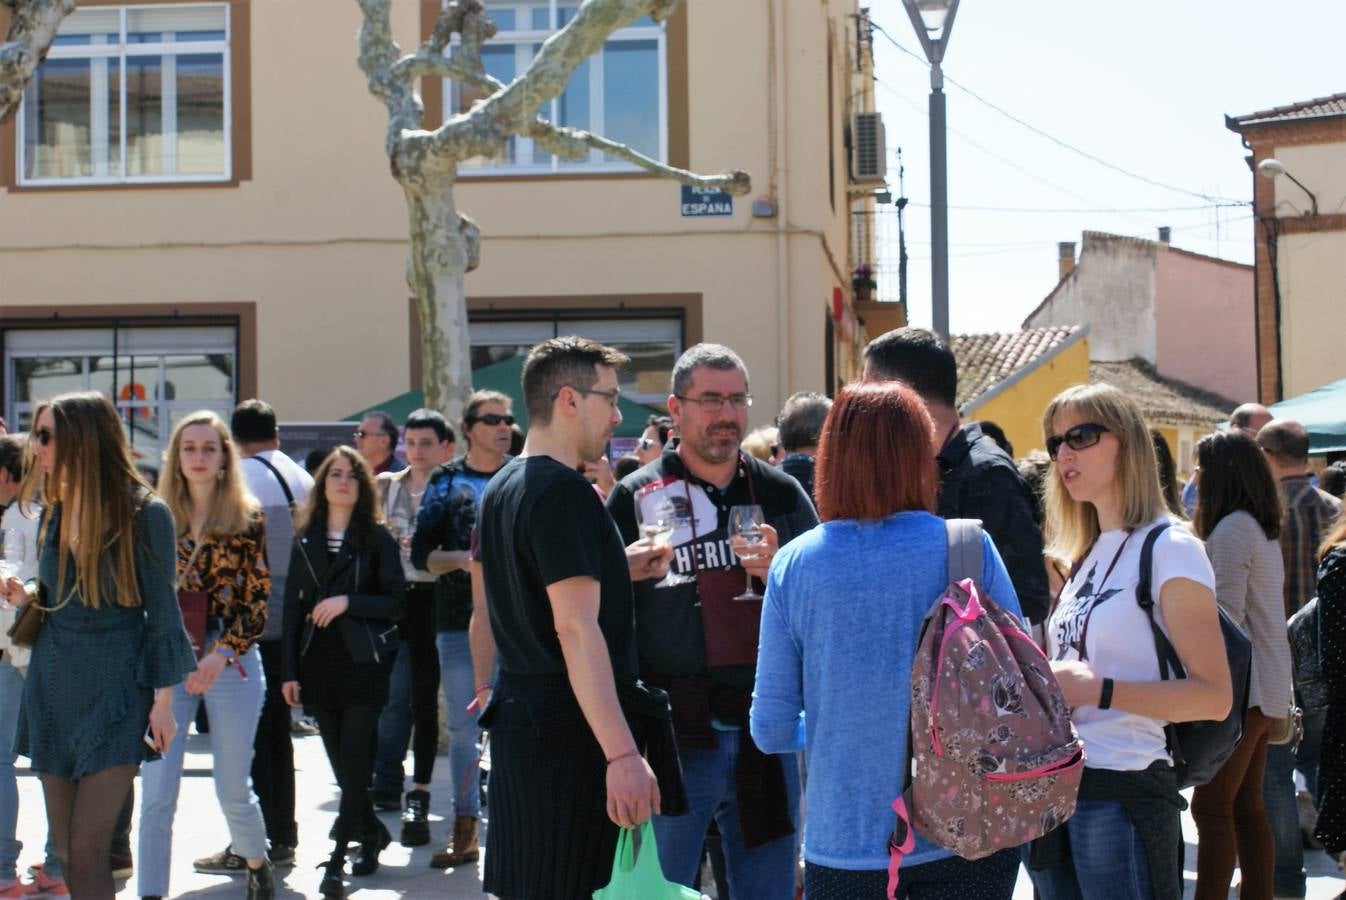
[469,413,515,427]
[1047,423,1109,460]
[34,427,53,447]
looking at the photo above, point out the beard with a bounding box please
[688,422,742,465]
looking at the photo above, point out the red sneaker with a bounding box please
[21,866,67,897]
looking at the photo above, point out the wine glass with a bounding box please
[0,529,19,609]
[729,505,766,601]
[635,495,694,588]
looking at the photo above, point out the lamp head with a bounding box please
[1258,158,1287,179]
[914,0,954,39]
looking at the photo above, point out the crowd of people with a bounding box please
[0,325,1343,900]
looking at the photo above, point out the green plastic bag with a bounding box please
[593,822,702,899]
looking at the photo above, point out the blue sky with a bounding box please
[868,0,1346,334]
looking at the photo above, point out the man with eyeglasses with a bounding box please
[354,410,403,476]
[863,327,1049,625]
[406,389,515,868]
[606,343,819,897]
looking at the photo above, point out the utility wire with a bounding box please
[871,21,1245,205]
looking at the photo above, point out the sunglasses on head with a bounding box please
[34,428,53,447]
[470,413,515,427]
[638,437,656,451]
[1047,423,1109,460]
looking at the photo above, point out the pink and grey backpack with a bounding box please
[887,520,1083,897]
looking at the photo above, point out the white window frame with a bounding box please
[16,3,232,187]
[444,0,667,177]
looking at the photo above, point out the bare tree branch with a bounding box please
[531,124,750,195]
[354,0,422,155]
[0,0,76,124]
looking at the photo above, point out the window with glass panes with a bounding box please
[4,326,237,471]
[446,1,665,173]
[18,4,230,185]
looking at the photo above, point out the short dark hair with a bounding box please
[362,410,399,444]
[814,382,937,521]
[1193,430,1282,541]
[776,392,832,452]
[613,455,641,480]
[404,408,454,444]
[1320,463,1346,500]
[646,415,674,445]
[522,336,629,426]
[976,420,1013,457]
[1256,419,1310,467]
[671,344,748,397]
[0,435,24,481]
[231,398,278,443]
[862,327,958,407]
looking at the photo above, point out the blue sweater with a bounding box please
[750,511,1021,871]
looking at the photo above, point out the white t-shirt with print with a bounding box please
[1047,516,1215,771]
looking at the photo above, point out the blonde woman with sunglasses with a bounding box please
[0,392,196,899]
[1031,384,1231,900]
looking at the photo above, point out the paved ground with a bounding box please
[13,731,1346,898]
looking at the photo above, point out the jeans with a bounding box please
[436,630,480,818]
[1030,798,1156,900]
[0,659,60,883]
[373,584,441,794]
[653,728,801,900]
[137,645,268,896]
[1263,706,1324,897]
[310,705,381,842]
[251,639,297,848]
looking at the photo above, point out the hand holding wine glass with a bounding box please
[729,505,768,601]
[634,496,694,588]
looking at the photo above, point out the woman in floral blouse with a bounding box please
[139,411,275,900]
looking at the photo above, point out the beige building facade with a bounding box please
[0,0,890,461]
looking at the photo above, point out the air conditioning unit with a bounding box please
[851,112,887,184]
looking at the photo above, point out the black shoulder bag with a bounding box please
[1135,522,1251,788]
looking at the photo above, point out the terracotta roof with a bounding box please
[1227,93,1346,128]
[953,326,1084,411]
[1089,359,1234,427]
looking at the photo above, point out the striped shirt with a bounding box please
[1278,475,1341,617]
[1207,510,1294,715]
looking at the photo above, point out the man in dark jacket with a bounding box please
[863,327,1050,623]
[774,391,830,509]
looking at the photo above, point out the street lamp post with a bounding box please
[900,0,960,340]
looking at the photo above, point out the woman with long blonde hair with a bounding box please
[0,392,196,898]
[1032,384,1232,900]
[138,411,274,899]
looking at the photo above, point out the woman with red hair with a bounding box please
[750,381,1023,899]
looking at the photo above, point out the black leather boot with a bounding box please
[400,790,431,846]
[318,845,346,898]
[350,820,391,877]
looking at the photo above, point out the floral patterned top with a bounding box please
[177,517,271,655]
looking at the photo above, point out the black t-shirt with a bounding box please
[478,455,638,679]
[605,449,818,688]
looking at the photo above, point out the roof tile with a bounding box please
[1089,359,1234,427]
[953,326,1081,409]
[1228,93,1346,127]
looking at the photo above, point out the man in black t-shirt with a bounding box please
[606,343,818,897]
[476,337,672,900]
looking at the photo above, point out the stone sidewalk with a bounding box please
[13,730,1346,898]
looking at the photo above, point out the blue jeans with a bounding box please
[436,631,480,818]
[0,659,60,883]
[1030,799,1155,900]
[137,645,268,896]
[1263,707,1324,898]
[652,728,801,899]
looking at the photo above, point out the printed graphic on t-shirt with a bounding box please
[633,476,741,577]
[1051,560,1123,663]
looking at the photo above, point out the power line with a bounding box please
[857,200,1247,214]
[871,21,1244,205]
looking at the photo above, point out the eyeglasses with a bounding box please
[675,393,753,413]
[353,430,368,439]
[469,414,516,427]
[638,437,656,451]
[770,443,782,456]
[353,429,391,441]
[34,428,53,447]
[554,386,622,408]
[1046,423,1109,460]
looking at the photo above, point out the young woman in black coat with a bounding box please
[280,446,405,898]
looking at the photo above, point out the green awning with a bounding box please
[1269,377,1346,455]
[345,354,657,437]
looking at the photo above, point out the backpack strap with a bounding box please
[247,454,296,509]
[1134,521,1188,771]
[945,518,985,586]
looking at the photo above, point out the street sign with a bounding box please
[680,185,733,217]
